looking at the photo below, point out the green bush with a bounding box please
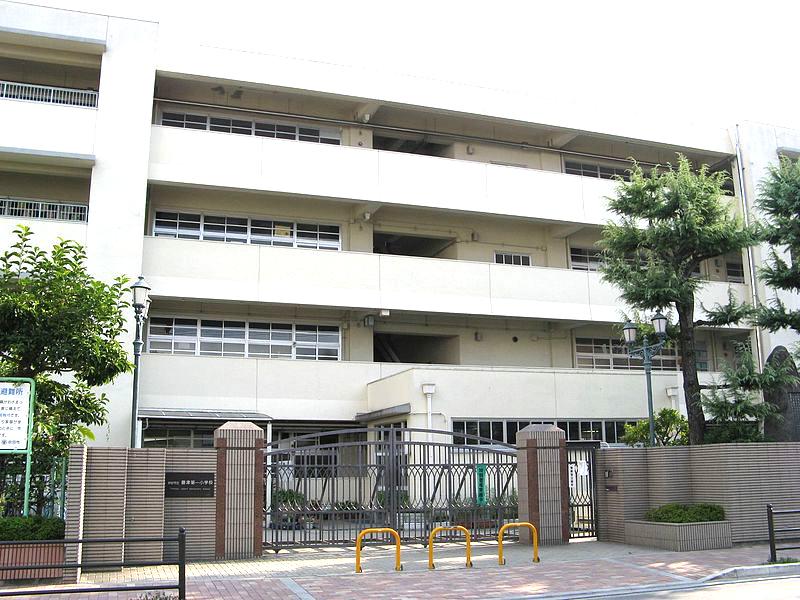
[645,503,725,523]
[0,516,65,541]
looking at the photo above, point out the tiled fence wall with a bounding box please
[595,442,800,543]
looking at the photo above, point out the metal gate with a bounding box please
[263,427,518,550]
[566,442,598,538]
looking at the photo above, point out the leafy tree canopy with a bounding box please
[622,408,688,447]
[753,155,800,336]
[601,155,758,444]
[0,227,131,513]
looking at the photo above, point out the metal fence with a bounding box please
[0,529,186,598]
[0,80,97,108]
[767,503,800,562]
[0,458,66,519]
[264,427,518,550]
[0,197,89,223]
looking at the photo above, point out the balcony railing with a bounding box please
[0,80,97,108]
[0,197,89,222]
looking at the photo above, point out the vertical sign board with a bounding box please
[0,378,36,516]
[476,463,488,506]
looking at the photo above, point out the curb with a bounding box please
[699,561,800,582]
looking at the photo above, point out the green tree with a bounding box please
[0,227,131,513]
[702,346,779,443]
[601,155,757,444]
[622,408,688,446]
[753,156,800,338]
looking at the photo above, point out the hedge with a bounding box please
[645,503,725,523]
[0,517,65,541]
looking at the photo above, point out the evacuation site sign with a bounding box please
[476,463,488,506]
[0,379,33,451]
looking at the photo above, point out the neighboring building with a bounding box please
[0,2,791,449]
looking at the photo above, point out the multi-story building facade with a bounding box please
[0,2,796,449]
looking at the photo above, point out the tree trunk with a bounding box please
[677,300,705,444]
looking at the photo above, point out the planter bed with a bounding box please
[625,520,732,552]
[0,543,65,580]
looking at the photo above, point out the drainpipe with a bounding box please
[421,383,436,441]
[733,124,765,369]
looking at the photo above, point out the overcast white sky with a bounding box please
[46,0,800,132]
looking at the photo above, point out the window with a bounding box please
[153,211,341,250]
[147,318,340,360]
[565,161,631,181]
[161,111,341,145]
[570,247,602,272]
[695,341,709,372]
[575,337,678,371]
[0,197,88,222]
[726,261,745,283]
[495,251,531,266]
[453,418,641,445]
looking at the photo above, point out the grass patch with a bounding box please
[766,556,800,564]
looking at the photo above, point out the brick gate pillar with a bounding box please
[214,422,265,559]
[516,424,569,545]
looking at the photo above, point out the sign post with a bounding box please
[0,378,36,516]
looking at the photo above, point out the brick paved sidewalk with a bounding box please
[2,541,797,599]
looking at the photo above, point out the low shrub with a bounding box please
[645,503,725,523]
[0,516,65,541]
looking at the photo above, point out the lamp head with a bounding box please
[651,312,668,339]
[131,276,151,310]
[622,321,637,345]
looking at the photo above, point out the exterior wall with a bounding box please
[595,443,800,544]
[0,96,96,157]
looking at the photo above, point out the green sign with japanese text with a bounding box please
[476,463,487,506]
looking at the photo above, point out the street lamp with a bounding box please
[130,276,151,448]
[623,312,669,447]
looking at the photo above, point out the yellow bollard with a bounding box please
[498,522,540,565]
[355,528,402,573]
[427,525,473,569]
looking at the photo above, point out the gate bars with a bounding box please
[262,427,519,550]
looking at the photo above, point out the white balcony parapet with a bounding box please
[143,236,750,326]
[148,125,616,226]
[139,353,685,422]
[0,80,98,108]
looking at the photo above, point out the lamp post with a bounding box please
[622,312,669,447]
[130,276,151,448]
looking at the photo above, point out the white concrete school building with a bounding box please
[0,2,797,449]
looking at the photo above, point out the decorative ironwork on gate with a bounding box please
[262,427,518,550]
[566,442,598,539]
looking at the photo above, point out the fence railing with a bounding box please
[0,197,88,223]
[767,504,800,562]
[0,80,97,108]
[0,529,186,598]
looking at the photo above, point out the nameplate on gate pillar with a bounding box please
[164,472,215,498]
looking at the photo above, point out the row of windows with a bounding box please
[147,318,340,360]
[161,111,341,145]
[153,211,341,250]
[494,251,532,266]
[452,419,640,445]
[0,197,88,222]
[565,161,632,181]
[575,337,679,371]
[569,246,745,282]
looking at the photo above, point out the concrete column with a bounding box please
[213,422,265,559]
[516,424,568,545]
[63,445,87,583]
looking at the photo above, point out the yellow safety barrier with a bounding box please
[355,528,402,573]
[427,526,473,569]
[498,522,540,565]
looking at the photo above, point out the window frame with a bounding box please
[152,209,342,251]
[569,247,603,272]
[452,418,642,445]
[574,335,678,371]
[158,106,341,145]
[494,251,532,266]
[146,316,341,361]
